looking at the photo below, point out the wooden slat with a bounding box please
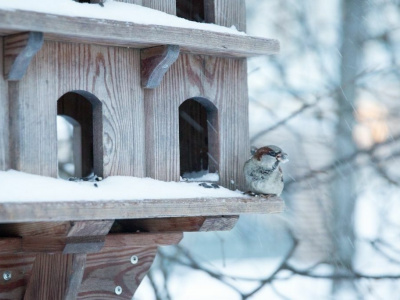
[0,254,35,299]
[3,32,44,80]
[142,0,176,15]
[0,196,284,223]
[199,215,239,231]
[0,9,279,58]
[0,38,9,171]
[204,0,246,32]
[0,233,182,254]
[24,253,80,300]
[65,254,87,300]
[78,246,157,299]
[141,45,180,88]
[0,222,72,237]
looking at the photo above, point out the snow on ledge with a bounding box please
[0,0,245,36]
[0,170,244,202]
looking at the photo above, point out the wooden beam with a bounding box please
[0,233,182,254]
[199,215,239,231]
[141,45,180,89]
[0,254,35,299]
[0,9,279,58]
[64,254,87,300]
[24,253,83,300]
[0,196,285,223]
[78,246,158,299]
[3,31,44,80]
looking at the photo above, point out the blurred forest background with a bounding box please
[137,0,400,299]
[57,0,400,298]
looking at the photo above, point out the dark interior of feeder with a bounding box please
[179,98,219,179]
[57,91,103,179]
[176,0,205,23]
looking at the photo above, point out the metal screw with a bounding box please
[130,255,138,264]
[3,271,11,281]
[115,286,122,295]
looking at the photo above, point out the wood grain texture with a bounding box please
[77,246,157,299]
[0,37,9,171]
[0,196,284,223]
[8,40,145,178]
[64,254,86,300]
[4,32,44,81]
[0,222,72,237]
[24,253,80,300]
[142,0,176,15]
[145,54,249,190]
[199,215,239,231]
[0,254,35,299]
[141,45,180,88]
[0,10,279,58]
[204,0,246,32]
[67,220,114,237]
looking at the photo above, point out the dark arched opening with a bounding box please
[57,91,103,179]
[179,98,219,180]
[176,0,205,22]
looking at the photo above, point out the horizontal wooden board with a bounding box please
[0,197,284,223]
[0,9,279,58]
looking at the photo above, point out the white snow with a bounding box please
[0,0,245,35]
[181,170,219,182]
[0,170,244,202]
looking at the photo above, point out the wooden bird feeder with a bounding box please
[0,0,283,298]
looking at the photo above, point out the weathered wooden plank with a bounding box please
[104,233,183,248]
[65,254,86,300]
[0,238,21,254]
[145,53,249,189]
[67,220,114,237]
[142,0,176,14]
[0,254,35,299]
[4,32,44,80]
[0,37,9,171]
[204,0,246,32]
[24,253,80,300]
[199,215,239,231]
[78,246,157,299]
[141,45,180,88]
[0,222,72,237]
[0,196,284,223]
[0,10,279,58]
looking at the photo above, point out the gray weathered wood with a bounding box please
[141,45,180,88]
[145,53,249,190]
[199,215,239,231]
[64,254,86,300]
[0,9,279,58]
[142,0,176,15]
[4,32,44,80]
[204,0,246,32]
[0,196,284,223]
[8,40,145,178]
[0,38,9,171]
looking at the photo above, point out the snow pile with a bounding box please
[0,170,244,202]
[181,170,219,182]
[0,0,245,35]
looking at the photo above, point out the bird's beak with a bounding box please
[276,153,289,163]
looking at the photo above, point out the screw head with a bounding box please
[130,255,138,264]
[115,286,122,295]
[3,271,11,281]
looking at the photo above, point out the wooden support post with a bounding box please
[23,253,85,300]
[204,0,246,32]
[142,0,176,15]
[3,32,44,81]
[141,45,180,89]
[0,37,9,171]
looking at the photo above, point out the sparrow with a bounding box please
[244,145,289,196]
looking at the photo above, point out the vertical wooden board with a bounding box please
[0,37,9,171]
[142,0,176,15]
[145,53,249,190]
[8,42,58,177]
[0,254,35,300]
[55,42,145,178]
[24,253,83,300]
[77,246,157,299]
[205,0,246,32]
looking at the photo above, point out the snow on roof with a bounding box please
[0,170,244,202]
[0,0,245,36]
